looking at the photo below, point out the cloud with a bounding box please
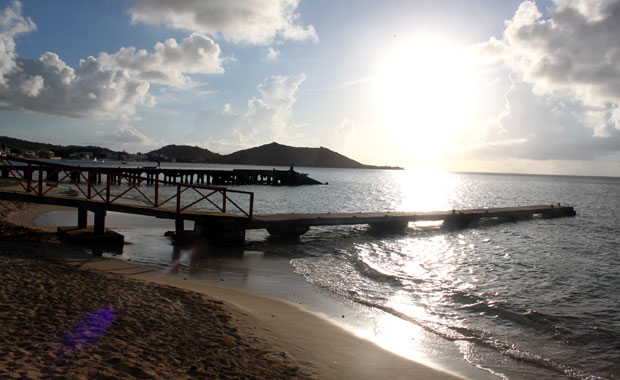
[265,47,280,61]
[108,124,154,144]
[0,0,35,85]
[469,0,620,162]
[459,78,620,161]
[128,0,318,45]
[99,33,224,86]
[0,2,224,120]
[477,0,620,127]
[188,74,306,152]
[97,124,162,152]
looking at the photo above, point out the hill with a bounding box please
[0,136,401,169]
[148,144,221,163]
[0,136,116,158]
[222,142,375,168]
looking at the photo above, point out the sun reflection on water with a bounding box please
[388,169,459,212]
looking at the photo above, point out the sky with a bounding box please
[0,0,619,176]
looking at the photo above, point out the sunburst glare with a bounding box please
[377,36,477,164]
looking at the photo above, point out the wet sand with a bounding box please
[0,197,466,380]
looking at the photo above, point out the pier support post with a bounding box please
[266,224,310,240]
[194,219,247,246]
[442,214,477,230]
[94,208,106,234]
[175,217,184,233]
[500,214,533,223]
[46,169,59,183]
[77,207,88,228]
[542,207,576,218]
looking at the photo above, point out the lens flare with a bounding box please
[60,306,116,356]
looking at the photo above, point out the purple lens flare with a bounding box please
[59,306,116,356]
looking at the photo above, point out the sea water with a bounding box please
[35,165,620,379]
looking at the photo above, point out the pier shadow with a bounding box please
[170,236,246,260]
[88,244,123,257]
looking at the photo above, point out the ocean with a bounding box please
[35,164,620,380]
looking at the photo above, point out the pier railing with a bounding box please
[0,155,254,218]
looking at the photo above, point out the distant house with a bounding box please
[0,144,9,156]
[69,152,93,160]
[103,151,118,160]
[37,150,55,159]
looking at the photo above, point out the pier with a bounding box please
[0,155,576,246]
[1,164,323,186]
[249,206,576,238]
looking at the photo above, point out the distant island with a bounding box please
[0,136,402,170]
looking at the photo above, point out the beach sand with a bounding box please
[0,197,466,380]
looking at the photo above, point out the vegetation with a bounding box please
[0,136,402,170]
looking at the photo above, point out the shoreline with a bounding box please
[0,200,471,380]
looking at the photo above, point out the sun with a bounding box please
[376,37,477,163]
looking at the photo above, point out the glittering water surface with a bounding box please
[37,165,620,379]
[250,169,620,380]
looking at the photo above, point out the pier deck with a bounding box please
[249,205,576,237]
[0,188,576,243]
[2,164,323,186]
[0,155,577,245]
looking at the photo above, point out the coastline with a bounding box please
[0,200,469,380]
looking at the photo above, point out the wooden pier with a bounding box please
[1,164,323,186]
[248,205,577,238]
[0,155,577,246]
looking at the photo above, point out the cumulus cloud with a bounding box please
[0,2,224,119]
[461,78,620,161]
[108,124,153,144]
[0,0,35,85]
[98,33,224,86]
[128,0,318,45]
[265,47,280,61]
[96,124,162,152]
[471,0,620,161]
[188,74,306,152]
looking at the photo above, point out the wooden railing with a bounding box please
[0,155,254,218]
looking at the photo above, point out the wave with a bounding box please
[292,254,607,380]
[449,290,560,332]
[344,253,404,286]
[359,298,607,380]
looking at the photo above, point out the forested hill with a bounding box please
[221,142,391,169]
[0,136,116,158]
[0,136,401,169]
[148,144,221,163]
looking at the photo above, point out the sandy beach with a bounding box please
[0,197,466,380]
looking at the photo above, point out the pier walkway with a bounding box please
[250,206,576,238]
[0,155,576,245]
[2,163,323,186]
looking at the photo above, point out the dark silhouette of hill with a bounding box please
[0,136,401,169]
[149,144,221,163]
[222,142,381,168]
[0,136,116,157]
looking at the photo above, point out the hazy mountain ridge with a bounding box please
[0,136,401,169]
